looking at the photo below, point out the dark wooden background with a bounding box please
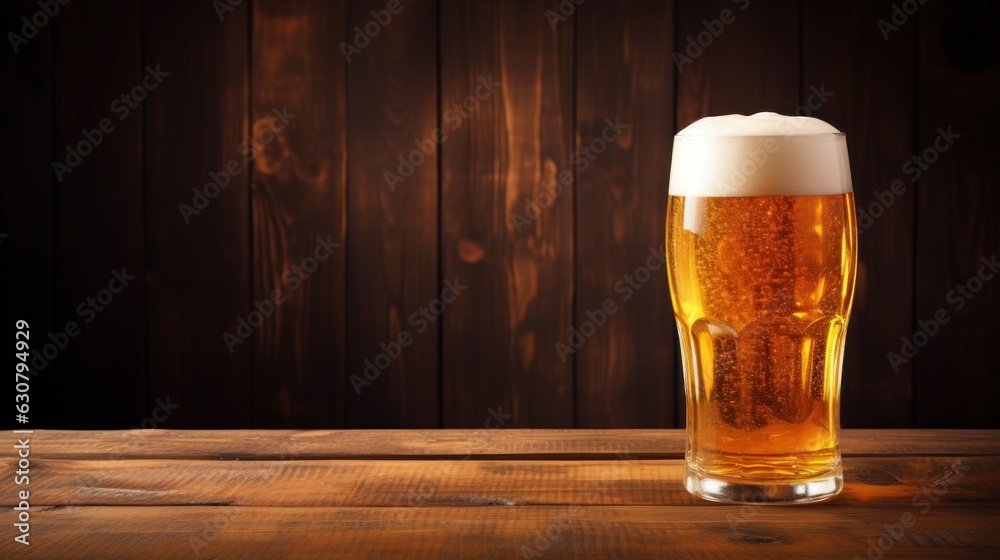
[2,0,997,429]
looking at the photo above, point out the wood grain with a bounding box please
[3,1,999,431]
[802,0,917,428]
[250,0,347,427]
[0,0,54,427]
[22,429,1000,459]
[440,0,574,427]
[346,0,439,427]
[52,0,145,428]
[914,0,1000,428]
[575,0,677,428]
[675,0,800,129]
[5,455,996,507]
[1,505,997,559]
[1,430,997,558]
[144,0,250,427]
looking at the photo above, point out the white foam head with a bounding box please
[668,112,852,197]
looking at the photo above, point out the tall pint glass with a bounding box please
[666,112,857,503]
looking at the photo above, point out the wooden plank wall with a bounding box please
[576,0,676,427]
[1,0,55,426]
[1,0,997,429]
[251,0,347,427]
[914,0,1000,427]
[440,0,574,428]
[53,0,146,428]
[802,1,916,427]
[144,0,251,428]
[347,0,439,427]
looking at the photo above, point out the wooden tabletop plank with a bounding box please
[23,429,1000,459]
[3,505,997,559]
[4,456,993,508]
[4,430,998,557]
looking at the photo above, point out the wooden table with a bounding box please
[2,430,999,559]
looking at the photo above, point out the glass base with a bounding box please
[684,466,843,504]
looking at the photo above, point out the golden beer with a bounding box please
[666,113,857,503]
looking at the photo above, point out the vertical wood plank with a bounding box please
[674,0,800,425]
[251,0,347,427]
[144,0,250,428]
[0,0,54,427]
[915,0,1000,427]
[575,0,676,427]
[802,0,915,427]
[346,0,439,427]
[51,0,145,428]
[440,0,574,427]
[675,0,799,129]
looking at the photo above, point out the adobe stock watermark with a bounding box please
[131,396,180,429]
[793,84,834,117]
[724,490,770,536]
[6,0,70,54]
[51,64,169,183]
[858,126,961,235]
[555,246,665,362]
[384,74,500,192]
[460,405,513,459]
[672,0,750,73]
[726,433,830,535]
[395,404,512,523]
[223,235,340,353]
[179,106,297,224]
[700,85,833,200]
[27,268,136,374]
[887,254,998,372]
[510,117,628,234]
[189,506,243,556]
[183,438,296,555]
[351,278,468,395]
[340,0,411,63]
[877,0,927,41]
[522,511,576,558]
[522,449,638,558]
[853,460,969,560]
[213,0,244,21]
[544,0,585,29]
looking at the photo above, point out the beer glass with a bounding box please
[665,112,857,503]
